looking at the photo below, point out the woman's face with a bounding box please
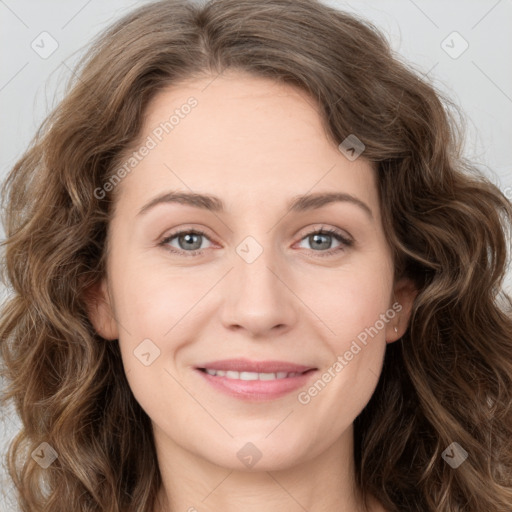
[88,71,416,471]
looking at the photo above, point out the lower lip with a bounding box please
[195,369,317,401]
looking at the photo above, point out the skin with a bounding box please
[87,70,417,512]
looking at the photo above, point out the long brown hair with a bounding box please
[1,1,511,510]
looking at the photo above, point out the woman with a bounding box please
[1,1,511,511]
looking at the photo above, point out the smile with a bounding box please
[195,362,318,401]
[198,368,311,380]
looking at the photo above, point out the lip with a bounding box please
[196,358,315,373]
[194,358,318,401]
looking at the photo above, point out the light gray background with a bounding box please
[1,0,511,509]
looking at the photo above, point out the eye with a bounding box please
[296,226,353,257]
[160,228,213,256]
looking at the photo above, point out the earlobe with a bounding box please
[83,279,119,340]
[386,277,418,344]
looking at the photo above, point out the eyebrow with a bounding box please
[137,190,373,219]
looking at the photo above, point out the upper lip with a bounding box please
[197,358,316,373]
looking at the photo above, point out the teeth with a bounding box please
[239,371,259,380]
[202,369,304,380]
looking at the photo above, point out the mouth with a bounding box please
[196,368,316,380]
[194,359,318,401]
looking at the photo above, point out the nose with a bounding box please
[219,241,298,338]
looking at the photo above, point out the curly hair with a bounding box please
[1,0,512,510]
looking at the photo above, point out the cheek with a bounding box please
[295,258,393,405]
[112,256,212,335]
[105,256,197,384]
[301,258,393,346]
[296,289,390,440]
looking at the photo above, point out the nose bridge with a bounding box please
[236,236,278,294]
[219,232,297,335]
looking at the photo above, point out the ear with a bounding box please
[83,279,119,340]
[385,277,418,344]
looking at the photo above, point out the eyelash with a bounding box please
[159,226,353,258]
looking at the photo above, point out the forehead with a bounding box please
[114,71,378,216]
